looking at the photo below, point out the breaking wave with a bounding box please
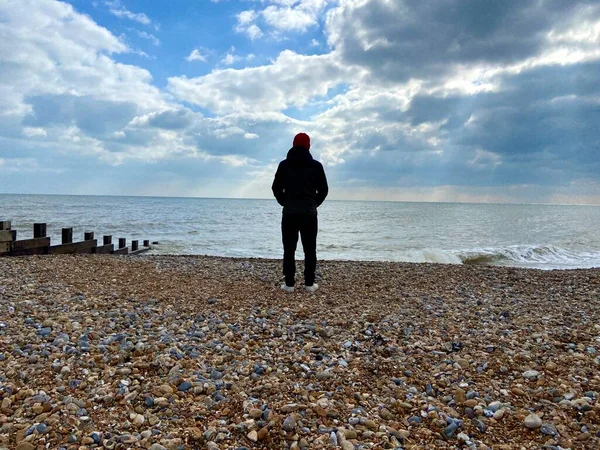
[391,245,600,269]
[456,245,600,269]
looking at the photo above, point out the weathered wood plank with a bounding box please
[7,247,49,256]
[0,221,11,230]
[143,240,150,247]
[0,230,17,242]
[49,239,97,255]
[112,247,129,255]
[0,242,11,254]
[118,238,126,249]
[84,231,94,241]
[94,243,114,254]
[12,237,50,251]
[130,247,151,256]
[103,235,112,245]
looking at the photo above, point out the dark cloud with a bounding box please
[147,109,194,129]
[333,59,600,188]
[23,94,137,136]
[328,0,600,82]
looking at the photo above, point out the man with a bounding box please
[272,133,329,293]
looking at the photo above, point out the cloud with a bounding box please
[106,0,151,25]
[237,10,257,25]
[325,0,600,83]
[220,47,241,66]
[110,8,150,25]
[235,1,331,38]
[2,0,600,203]
[24,94,138,137]
[132,29,160,46]
[236,10,263,39]
[186,48,208,62]
[245,24,263,40]
[168,50,353,113]
[21,127,47,137]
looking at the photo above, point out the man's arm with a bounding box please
[316,163,329,207]
[272,162,285,206]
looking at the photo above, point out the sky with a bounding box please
[0,0,599,204]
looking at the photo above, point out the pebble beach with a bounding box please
[0,255,599,450]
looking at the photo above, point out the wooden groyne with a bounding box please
[0,220,151,257]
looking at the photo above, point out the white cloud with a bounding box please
[109,8,150,25]
[235,1,330,39]
[236,10,263,39]
[237,10,257,25]
[105,0,151,25]
[246,24,263,40]
[133,29,160,46]
[221,51,241,66]
[21,127,47,137]
[244,132,259,139]
[186,49,208,62]
[168,50,354,113]
[219,155,250,167]
[262,4,315,31]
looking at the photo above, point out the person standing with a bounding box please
[272,133,328,293]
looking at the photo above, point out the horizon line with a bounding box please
[1,192,599,207]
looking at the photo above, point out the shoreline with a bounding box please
[149,252,600,270]
[1,255,599,449]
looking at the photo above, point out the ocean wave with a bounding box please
[384,245,600,268]
[456,245,600,268]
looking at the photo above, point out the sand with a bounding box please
[0,254,599,449]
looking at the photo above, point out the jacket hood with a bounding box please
[286,146,313,163]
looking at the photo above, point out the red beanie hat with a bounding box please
[293,132,311,150]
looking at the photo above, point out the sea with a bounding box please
[1,194,600,270]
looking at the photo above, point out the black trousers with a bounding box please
[282,213,318,287]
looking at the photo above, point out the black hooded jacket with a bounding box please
[272,146,329,215]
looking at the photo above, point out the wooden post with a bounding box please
[131,240,139,251]
[103,235,112,245]
[0,230,17,255]
[143,240,150,247]
[62,228,73,245]
[84,231,94,241]
[0,221,11,231]
[34,223,47,238]
[118,238,126,249]
[0,230,16,242]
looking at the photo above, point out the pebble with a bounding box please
[523,370,540,380]
[0,255,598,449]
[283,415,297,432]
[524,413,542,429]
[493,408,506,420]
[541,423,558,436]
[455,387,466,404]
[16,444,35,450]
[247,430,258,442]
[177,381,192,391]
[457,432,470,442]
[443,422,458,438]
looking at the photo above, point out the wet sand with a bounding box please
[0,255,599,449]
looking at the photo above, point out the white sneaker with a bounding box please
[281,284,294,293]
[304,283,319,293]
